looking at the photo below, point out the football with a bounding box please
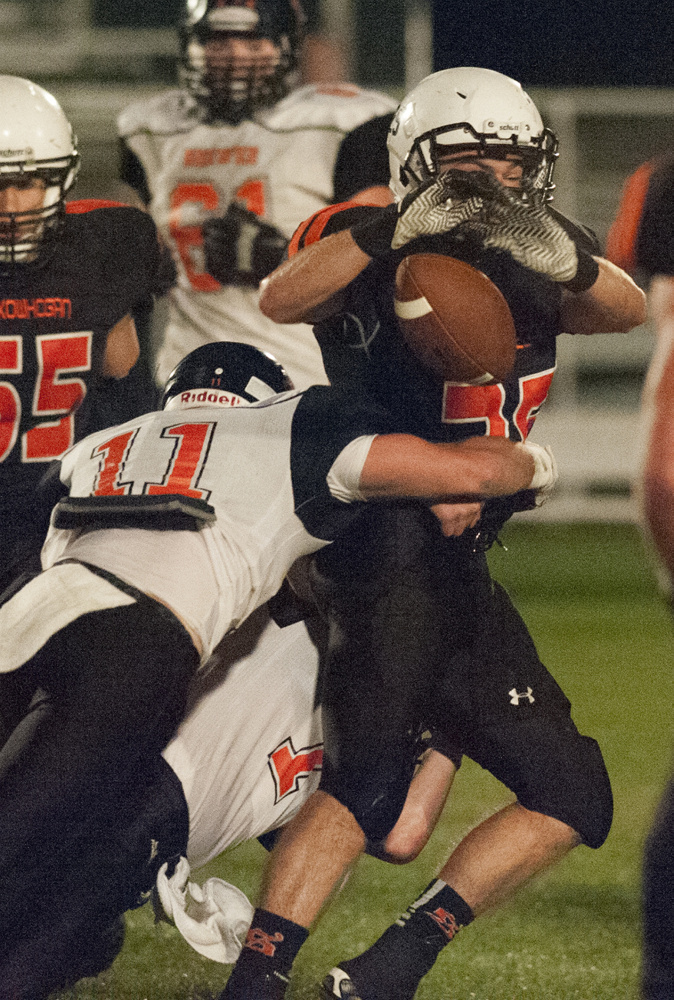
[393,254,517,384]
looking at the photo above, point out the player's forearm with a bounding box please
[560,257,646,335]
[259,229,371,324]
[359,434,538,501]
[102,313,139,378]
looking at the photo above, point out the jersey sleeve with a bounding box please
[634,156,674,276]
[288,202,388,257]
[606,160,660,274]
[332,112,395,203]
[119,137,151,206]
[290,385,396,539]
[89,204,176,300]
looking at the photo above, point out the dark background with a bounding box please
[89,0,674,88]
[433,0,674,87]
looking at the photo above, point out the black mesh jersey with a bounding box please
[0,200,172,559]
[290,202,574,445]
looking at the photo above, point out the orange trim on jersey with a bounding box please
[606,161,657,275]
[65,199,129,214]
[287,199,372,258]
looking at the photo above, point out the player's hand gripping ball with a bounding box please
[394,254,517,384]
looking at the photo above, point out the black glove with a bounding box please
[203,202,288,287]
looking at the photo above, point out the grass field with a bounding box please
[58,523,674,1000]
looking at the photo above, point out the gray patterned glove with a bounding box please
[393,171,599,290]
[391,171,488,249]
[475,177,582,283]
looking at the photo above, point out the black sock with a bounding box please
[222,909,308,999]
[340,881,474,1000]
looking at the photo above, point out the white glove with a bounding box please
[519,441,558,503]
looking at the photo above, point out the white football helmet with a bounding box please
[387,67,557,203]
[0,76,79,266]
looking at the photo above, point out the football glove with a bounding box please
[391,171,488,250]
[473,177,596,287]
[519,440,558,504]
[391,171,599,291]
[203,202,288,287]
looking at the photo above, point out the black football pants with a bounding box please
[0,592,198,998]
[312,501,478,841]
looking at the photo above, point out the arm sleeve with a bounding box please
[332,113,395,203]
[290,387,395,538]
[326,435,377,502]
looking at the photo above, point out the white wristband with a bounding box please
[519,441,558,493]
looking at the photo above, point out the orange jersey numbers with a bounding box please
[170,179,267,292]
[92,429,137,496]
[23,333,92,461]
[512,369,555,439]
[0,332,92,463]
[93,421,215,501]
[442,368,555,440]
[442,381,508,437]
[268,737,323,804]
[0,336,22,462]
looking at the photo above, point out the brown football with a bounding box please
[394,254,517,384]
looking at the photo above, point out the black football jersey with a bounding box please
[0,200,171,557]
[290,202,600,446]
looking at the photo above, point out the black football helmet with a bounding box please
[162,341,294,409]
[179,0,306,123]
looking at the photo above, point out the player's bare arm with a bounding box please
[560,256,647,335]
[641,276,674,577]
[101,313,140,378]
[368,749,457,864]
[359,434,553,502]
[260,227,372,324]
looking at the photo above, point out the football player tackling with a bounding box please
[0,341,553,998]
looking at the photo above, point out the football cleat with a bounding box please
[322,967,364,1000]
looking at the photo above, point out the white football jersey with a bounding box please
[118,84,396,388]
[163,608,322,869]
[40,387,390,661]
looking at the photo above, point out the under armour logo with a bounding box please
[425,907,460,940]
[245,927,284,957]
[509,686,535,705]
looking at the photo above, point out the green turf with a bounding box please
[58,523,674,1000]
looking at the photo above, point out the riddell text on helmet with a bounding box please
[180,389,248,407]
